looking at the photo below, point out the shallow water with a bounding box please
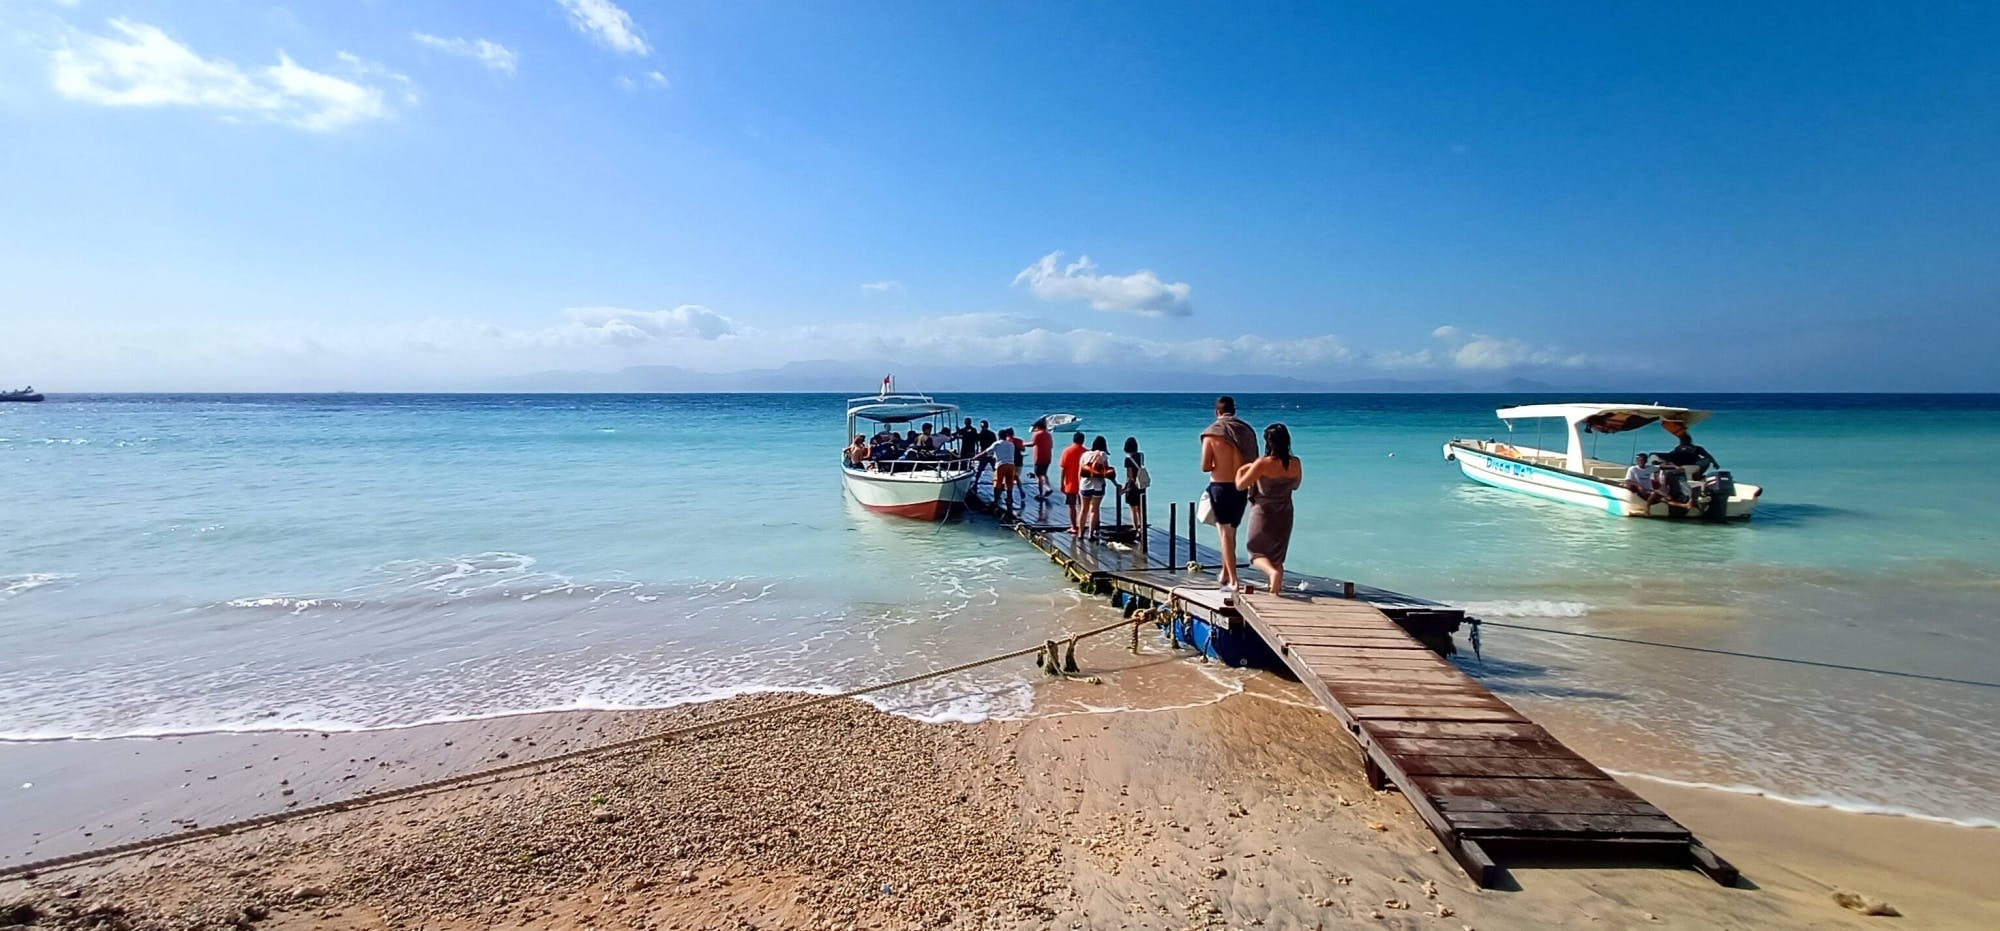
[2,393,1996,826]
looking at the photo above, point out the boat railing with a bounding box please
[842,452,980,475]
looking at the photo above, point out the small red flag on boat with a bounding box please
[880,374,893,396]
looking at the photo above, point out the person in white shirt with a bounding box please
[1624,453,1667,508]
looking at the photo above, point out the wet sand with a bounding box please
[4,655,1997,930]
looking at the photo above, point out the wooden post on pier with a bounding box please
[1167,502,1178,568]
[1176,501,1192,567]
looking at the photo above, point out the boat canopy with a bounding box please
[1492,403,1713,473]
[1497,403,1712,434]
[846,395,959,424]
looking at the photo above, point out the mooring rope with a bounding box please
[0,614,1148,881]
[1477,619,2000,689]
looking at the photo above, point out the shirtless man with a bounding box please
[1199,395,1260,592]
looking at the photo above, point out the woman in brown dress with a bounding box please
[1234,423,1303,595]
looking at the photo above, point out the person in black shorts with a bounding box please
[1199,395,1260,592]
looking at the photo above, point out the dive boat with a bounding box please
[1,387,43,403]
[1442,403,1762,520]
[842,391,977,520]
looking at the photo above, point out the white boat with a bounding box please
[1442,403,1762,520]
[842,392,977,520]
[1042,412,1082,431]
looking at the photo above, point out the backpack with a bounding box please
[1128,453,1151,490]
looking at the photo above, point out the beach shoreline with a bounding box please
[5,665,1994,930]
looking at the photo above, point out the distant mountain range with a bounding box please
[484,361,1594,394]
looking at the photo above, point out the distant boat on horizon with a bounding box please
[1,387,43,403]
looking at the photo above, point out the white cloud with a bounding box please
[556,0,650,55]
[1389,325,1591,370]
[412,33,518,75]
[860,280,903,293]
[51,19,403,131]
[559,306,735,344]
[777,313,1350,372]
[1012,251,1192,316]
[616,69,669,92]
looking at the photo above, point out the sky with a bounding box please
[2,0,1997,391]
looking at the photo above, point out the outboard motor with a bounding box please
[1657,467,1692,517]
[1701,470,1735,521]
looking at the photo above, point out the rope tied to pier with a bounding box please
[0,613,1150,882]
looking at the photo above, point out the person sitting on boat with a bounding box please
[1623,453,1665,507]
[1663,435,1718,478]
[846,434,872,468]
[1659,422,1718,478]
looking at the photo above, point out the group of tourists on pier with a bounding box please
[842,395,1306,597]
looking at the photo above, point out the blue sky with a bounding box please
[3,1,1997,391]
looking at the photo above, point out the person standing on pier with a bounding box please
[1059,431,1087,535]
[1200,395,1260,592]
[984,428,1024,510]
[1030,418,1055,500]
[1078,436,1113,537]
[1122,436,1149,530]
[1236,423,1303,595]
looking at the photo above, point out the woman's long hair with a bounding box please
[1265,423,1294,467]
[1091,435,1108,452]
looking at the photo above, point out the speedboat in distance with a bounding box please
[1443,403,1761,520]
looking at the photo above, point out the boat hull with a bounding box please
[0,394,43,403]
[1442,442,1758,520]
[841,467,975,520]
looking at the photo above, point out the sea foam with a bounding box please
[1605,770,2000,830]
[1454,599,1591,618]
[0,573,72,600]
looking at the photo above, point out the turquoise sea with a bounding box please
[2,394,1996,827]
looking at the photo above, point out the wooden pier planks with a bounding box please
[1234,593,1736,887]
[964,477,1734,887]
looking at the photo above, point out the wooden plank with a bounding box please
[1359,720,1551,741]
[1282,637,1435,650]
[1312,670,1472,684]
[1413,776,1642,800]
[1261,615,1396,628]
[1374,737,1580,759]
[1292,643,1442,656]
[1432,791,1664,815]
[1431,796,1668,816]
[1347,705,1530,723]
[1396,755,1609,780]
[1267,620,1407,632]
[1328,691,1511,709]
[1325,683,1493,698]
[1443,811,1688,838]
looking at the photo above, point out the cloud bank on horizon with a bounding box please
[4,2,1996,392]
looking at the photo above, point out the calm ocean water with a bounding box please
[3,393,1997,826]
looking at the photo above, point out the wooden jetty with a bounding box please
[966,481,1737,888]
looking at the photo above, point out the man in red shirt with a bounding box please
[1030,418,1055,500]
[1058,432,1087,535]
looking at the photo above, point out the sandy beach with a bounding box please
[4,649,1995,931]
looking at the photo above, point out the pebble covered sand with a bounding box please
[5,682,1997,930]
[2,696,1059,930]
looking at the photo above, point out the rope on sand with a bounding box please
[0,614,1153,882]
